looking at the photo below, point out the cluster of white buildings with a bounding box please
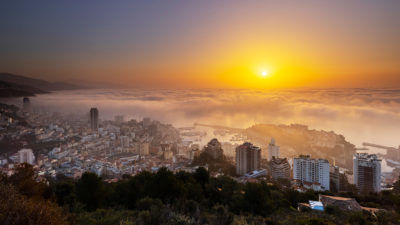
[235,138,383,193]
[0,107,204,180]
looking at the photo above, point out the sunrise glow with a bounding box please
[261,71,268,77]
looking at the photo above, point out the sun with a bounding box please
[261,71,269,77]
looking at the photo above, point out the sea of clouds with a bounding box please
[5,88,400,148]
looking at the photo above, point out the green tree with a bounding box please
[76,172,105,211]
[296,218,336,225]
[74,208,135,225]
[54,181,77,211]
[347,212,369,225]
[7,163,49,199]
[150,167,184,203]
[136,197,164,211]
[0,183,67,225]
[240,182,273,216]
[211,204,234,225]
[194,167,209,188]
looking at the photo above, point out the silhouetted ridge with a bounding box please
[0,80,48,97]
[0,73,83,91]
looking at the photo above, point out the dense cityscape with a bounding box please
[1,97,400,224]
[1,1,400,224]
[0,99,387,193]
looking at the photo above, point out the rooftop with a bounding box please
[354,153,381,161]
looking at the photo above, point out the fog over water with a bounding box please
[6,88,400,148]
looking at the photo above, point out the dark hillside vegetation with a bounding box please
[2,164,400,224]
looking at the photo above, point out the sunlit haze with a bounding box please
[1,1,400,88]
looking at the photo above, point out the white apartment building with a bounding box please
[18,148,35,165]
[293,155,330,191]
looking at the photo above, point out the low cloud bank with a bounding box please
[14,88,400,147]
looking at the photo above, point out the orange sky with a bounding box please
[1,1,399,88]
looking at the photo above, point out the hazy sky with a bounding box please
[1,0,400,88]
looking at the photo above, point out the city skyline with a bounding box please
[0,1,399,224]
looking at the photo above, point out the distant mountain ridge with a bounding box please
[0,73,83,91]
[0,80,48,97]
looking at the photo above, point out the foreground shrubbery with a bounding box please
[0,164,67,225]
[2,164,400,225]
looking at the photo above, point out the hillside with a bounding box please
[2,164,399,225]
[0,80,48,97]
[244,124,356,169]
[0,73,82,91]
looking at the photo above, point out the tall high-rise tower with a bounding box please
[236,142,261,175]
[22,97,30,111]
[267,138,280,161]
[90,108,99,131]
[353,153,381,193]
